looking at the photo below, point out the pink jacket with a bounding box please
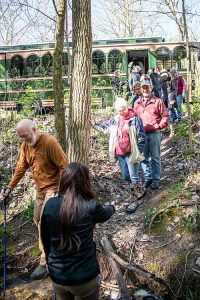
[134,96,169,133]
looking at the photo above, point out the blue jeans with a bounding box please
[118,154,139,184]
[176,94,183,121]
[168,107,177,123]
[141,132,161,182]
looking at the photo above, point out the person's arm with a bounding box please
[93,203,115,223]
[8,143,29,191]
[47,138,68,174]
[134,116,146,153]
[40,205,51,260]
[92,119,112,135]
[157,100,169,129]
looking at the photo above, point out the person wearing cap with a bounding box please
[170,67,186,122]
[133,80,169,190]
[160,69,169,107]
[150,67,161,98]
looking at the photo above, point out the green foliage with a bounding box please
[0,226,11,239]
[0,244,16,255]
[29,242,41,257]
[0,226,14,255]
[180,211,200,232]
[96,78,107,86]
[169,181,184,199]
[16,86,37,117]
[175,121,189,139]
[148,262,164,277]
[190,101,200,120]
[144,207,157,224]
[64,90,70,101]
[186,289,200,300]
[182,148,194,158]
[23,200,34,220]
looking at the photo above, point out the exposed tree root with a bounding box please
[149,202,198,233]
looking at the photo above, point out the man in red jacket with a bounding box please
[134,80,169,189]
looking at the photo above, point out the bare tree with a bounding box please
[67,0,92,164]
[92,0,165,39]
[0,0,55,44]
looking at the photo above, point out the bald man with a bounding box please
[1,119,68,280]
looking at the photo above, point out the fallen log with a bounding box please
[100,231,131,300]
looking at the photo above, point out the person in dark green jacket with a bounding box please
[41,162,115,300]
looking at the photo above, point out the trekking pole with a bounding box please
[1,190,8,297]
[53,289,56,300]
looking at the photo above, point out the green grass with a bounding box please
[169,181,184,199]
[29,242,41,257]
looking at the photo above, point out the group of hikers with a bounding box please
[112,65,186,137]
[0,67,186,299]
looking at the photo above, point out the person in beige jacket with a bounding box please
[1,118,68,280]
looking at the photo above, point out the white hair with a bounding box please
[16,119,36,131]
[170,67,177,73]
[114,98,127,110]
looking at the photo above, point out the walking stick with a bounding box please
[2,192,8,297]
[53,289,56,300]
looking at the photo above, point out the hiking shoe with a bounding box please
[151,181,160,190]
[30,265,48,280]
[143,179,153,189]
[126,201,139,214]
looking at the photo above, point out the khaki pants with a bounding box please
[52,276,100,300]
[33,187,58,265]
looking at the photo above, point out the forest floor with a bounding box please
[0,103,200,300]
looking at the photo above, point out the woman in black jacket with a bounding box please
[41,162,115,300]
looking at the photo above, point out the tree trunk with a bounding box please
[67,0,92,165]
[182,0,193,149]
[53,0,67,152]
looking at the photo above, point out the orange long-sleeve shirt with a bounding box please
[9,134,68,191]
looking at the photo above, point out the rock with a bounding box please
[196,257,200,267]
[191,195,200,202]
[166,226,172,232]
[174,216,180,223]
[137,234,149,242]
[9,202,16,208]
[104,290,111,296]
[138,252,144,260]
[125,215,136,221]
[110,290,119,299]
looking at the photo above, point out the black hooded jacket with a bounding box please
[41,196,115,286]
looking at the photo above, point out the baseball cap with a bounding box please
[160,69,168,77]
[141,80,151,87]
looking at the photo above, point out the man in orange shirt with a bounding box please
[1,119,68,280]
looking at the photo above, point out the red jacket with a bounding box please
[134,96,169,133]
